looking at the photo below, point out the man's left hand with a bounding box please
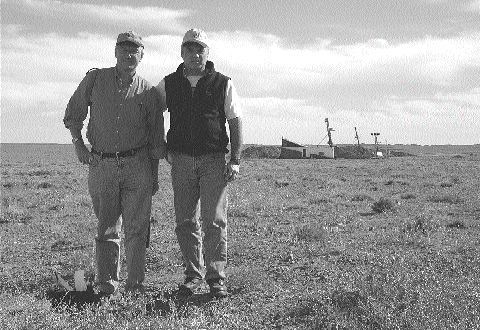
[224,162,240,182]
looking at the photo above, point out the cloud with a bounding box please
[2,12,479,144]
[465,0,480,12]
[209,31,480,101]
[2,0,189,35]
[204,30,480,122]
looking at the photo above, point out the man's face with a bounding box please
[115,42,143,71]
[181,42,209,72]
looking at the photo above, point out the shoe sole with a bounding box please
[211,291,228,298]
[178,283,203,296]
[209,288,228,298]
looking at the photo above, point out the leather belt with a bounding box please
[91,146,145,159]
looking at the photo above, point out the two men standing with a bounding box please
[64,29,243,298]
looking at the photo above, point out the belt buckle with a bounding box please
[115,151,120,161]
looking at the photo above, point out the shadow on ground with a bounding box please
[45,286,103,310]
[44,285,234,314]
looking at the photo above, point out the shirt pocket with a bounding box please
[127,100,147,128]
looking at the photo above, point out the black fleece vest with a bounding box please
[165,61,230,155]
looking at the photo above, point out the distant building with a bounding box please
[279,138,335,159]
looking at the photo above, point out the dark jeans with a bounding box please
[170,151,228,280]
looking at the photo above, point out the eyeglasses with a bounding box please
[183,43,207,55]
[117,46,142,55]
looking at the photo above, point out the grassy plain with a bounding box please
[1,143,480,329]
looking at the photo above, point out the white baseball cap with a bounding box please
[182,28,209,48]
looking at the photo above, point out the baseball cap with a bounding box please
[182,28,209,48]
[116,31,144,48]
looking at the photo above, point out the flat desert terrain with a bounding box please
[1,143,479,329]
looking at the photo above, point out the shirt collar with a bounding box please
[114,66,136,84]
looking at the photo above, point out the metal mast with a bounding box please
[325,118,334,147]
[354,127,360,146]
[371,132,380,155]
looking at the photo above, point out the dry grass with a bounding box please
[1,144,480,329]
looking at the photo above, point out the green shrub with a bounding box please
[371,198,395,213]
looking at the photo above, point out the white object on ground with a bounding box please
[55,272,73,291]
[74,270,87,291]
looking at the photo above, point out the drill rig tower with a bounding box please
[325,118,334,147]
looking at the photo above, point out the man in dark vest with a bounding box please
[64,31,165,296]
[156,28,243,297]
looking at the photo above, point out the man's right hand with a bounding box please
[166,151,173,165]
[74,141,92,165]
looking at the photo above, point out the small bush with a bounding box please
[351,194,373,202]
[29,170,53,176]
[37,182,53,189]
[451,177,460,184]
[428,195,463,204]
[228,208,253,218]
[309,198,330,205]
[400,193,416,200]
[241,145,281,159]
[295,224,326,243]
[275,180,290,188]
[405,215,437,234]
[371,198,395,213]
[446,220,466,229]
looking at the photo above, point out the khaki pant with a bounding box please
[170,152,228,281]
[88,149,152,293]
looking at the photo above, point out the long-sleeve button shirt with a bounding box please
[64,67,166,159]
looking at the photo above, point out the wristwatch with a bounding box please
[230,158,240,165]
[72,137,83,144]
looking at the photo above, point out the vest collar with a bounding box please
[176,61,215,77]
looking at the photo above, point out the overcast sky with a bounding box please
[1,0,479,145]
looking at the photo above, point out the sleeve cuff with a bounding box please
[149,145,167,159]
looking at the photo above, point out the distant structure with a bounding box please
[279,118,335,159]
[354,127,360,147]
[279,138,335,159]
[371,132,383,157]
[325,118,334,147]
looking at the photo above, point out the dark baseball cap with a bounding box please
[116,31,144,48]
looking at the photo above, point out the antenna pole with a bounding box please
[354,127,360,147]
[371,132,380,155]
[325,118,334,147]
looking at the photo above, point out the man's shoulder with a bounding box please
[92,67,115,74]
[215,71,231,81]
[164,70,179,81]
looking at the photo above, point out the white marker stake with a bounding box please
[74,270,87,292]
[55,272,73,291]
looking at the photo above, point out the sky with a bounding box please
[1,0,480,145]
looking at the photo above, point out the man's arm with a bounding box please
[148,86,167,195]
[69,128,92,165]
[223,79,243,181]
[64,71,96,164]
[227,117,243,164]
[155,79,172,164]
[224,116,243,182]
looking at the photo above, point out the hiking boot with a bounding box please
[179,277,203,295]
[207,278,228,298]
